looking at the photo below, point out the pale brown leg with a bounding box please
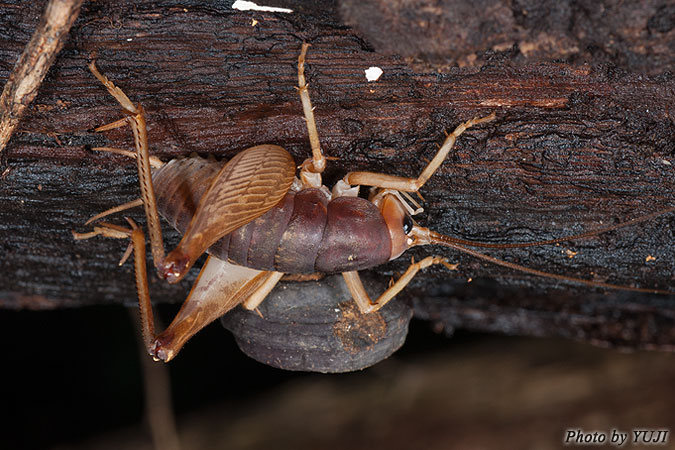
[341,271,374,313]
[90,146,164,168]
[84,220,281,361]
[94,117,130,132]
[297,43,327,188]
[82,144,163,232]
[84,198,144,225]
[241,271,285,310]
[74,219,158,350]
[154,256,277,361]
[127,220,158,351]
[89,61,166,268]
[72,221,134,241]
[342,256,458,313]
[344,112,496,192]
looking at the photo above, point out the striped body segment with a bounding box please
[153,155,392,274]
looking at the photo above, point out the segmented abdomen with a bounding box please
[153,156,391,273]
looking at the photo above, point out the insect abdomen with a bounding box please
[313,197,391,273]
[154,156,392,274]
[153,156,223,233]
[231,194,391,273]
[274,188,330,272]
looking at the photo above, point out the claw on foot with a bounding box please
[159,252,191,284]
[150,335,175,362]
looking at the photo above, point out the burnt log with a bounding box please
[0,0,674,363]
[340,0,675,75]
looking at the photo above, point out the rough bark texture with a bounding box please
[340,0,675,74]
[1,0,674,355]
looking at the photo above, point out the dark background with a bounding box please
[4,307,675,450]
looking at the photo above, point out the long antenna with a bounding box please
[427,231,673,295]
[433,206,675,249]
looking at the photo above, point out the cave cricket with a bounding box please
[74,43,675,362]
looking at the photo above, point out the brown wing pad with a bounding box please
[160,145,295,283]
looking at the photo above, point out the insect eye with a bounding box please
[402,214,414,234]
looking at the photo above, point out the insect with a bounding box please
[75,43,674,362]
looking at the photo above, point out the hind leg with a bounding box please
[88,62,166,267]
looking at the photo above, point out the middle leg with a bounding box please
[297,43,328,188]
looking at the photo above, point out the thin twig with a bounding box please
[0,0,85,160]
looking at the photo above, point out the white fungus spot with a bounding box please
[365,66,383,82]
[232,1,293,13]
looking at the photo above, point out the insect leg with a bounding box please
[82,146,162,228]
[88,61,137,114]
[84,198,143,225]
[297,43,326,187]
[125,219,159,352]
[72,221,134,241]
[89,62,166,269]
[343,112,496,192]
[89,146,164,168]
[94,117,130,132]
[153,257,280,361]
[342,256,458,313]
[84,218,280,361]
[241,271,285,310]
[74,219,159,351]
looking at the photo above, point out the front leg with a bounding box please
[342,257,458,313]
[343,112,496,192]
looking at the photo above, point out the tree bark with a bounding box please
[0,0,673,353]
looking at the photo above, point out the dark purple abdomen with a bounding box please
[275,189,330,272]
[154,156,392,274]
[314,197,391,273]
[223,191,392,273]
